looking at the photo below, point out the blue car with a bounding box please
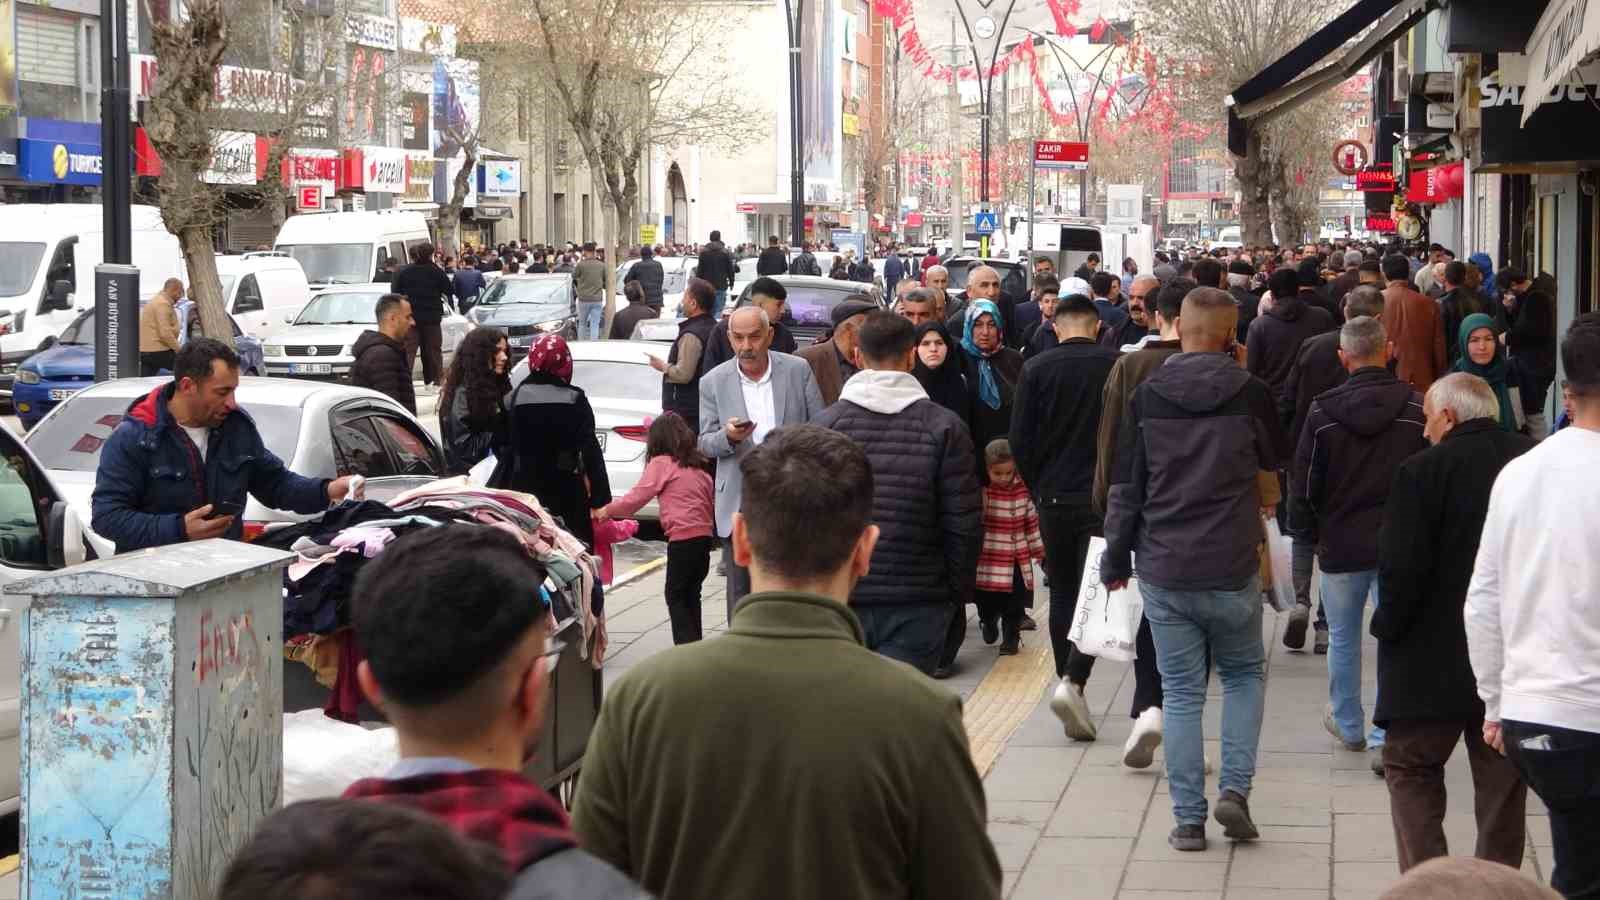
[14,305,265,430]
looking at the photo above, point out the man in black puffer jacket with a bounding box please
[1247,267,1335,407]
[814,310,981,676]
[623,245,666,310]
[350,293,417,414]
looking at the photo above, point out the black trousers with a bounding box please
[975,564,1029,627]
[1503,719,1600,899]
[1037,498,1100,685]
[140,350,175,377]
[1130,615,1163,718]
[664,537,713,645]
[406,321,445,386]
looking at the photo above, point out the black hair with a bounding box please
[1443,260,1467,287]
[1381,253,1411,282]
[1359,258,1382,274]
[1086,252,1100,263]
[739,425,872,580]
[174,337,240,384]
[410,242,435,264]
[1228,259,1254,276]
[375,293,408,324]
[1563,318,1600,397]
[768,235,780,245]
[709,229,721,242]
[1495,267,1527,290]
[439,327,510,431]
[218,799,510,900]
[1296,257,1322,287]
[856,309,916,363]
[623,281,644,305]
[645,411,710,470]
[1268,268,1301,300]
[1154,277,1196,323]
[749,276,788,302]
[1191,257,1224,289]
[352,526,548,708]
[1089,271,1116,297]
[1053,293,1099,323]
[685,277,715,313]
[1033,273,1060,297]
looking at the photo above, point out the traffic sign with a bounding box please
[639,224,658,245]
[974,211,998,235]
[1033,140,1089,171]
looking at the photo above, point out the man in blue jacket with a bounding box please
[92,338,356,553]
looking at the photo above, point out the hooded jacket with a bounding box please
[609,295,659,340]
[622,257,665,308]
[756,245,789,276]
[90,383,331,552]
[1009,337,1119,505]
[1102,352,1286,591]
[349,330,417,413]
[1246,293,1335,404]
[1288,367,1427,572]
[813,370,982,607]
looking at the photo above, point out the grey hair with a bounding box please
[903,287,938,305]
[926,265,948,279]
[730,305,770,329]
[1340,315,1387,360]
[1344,250,1364,268]
[1426,372,1502,422]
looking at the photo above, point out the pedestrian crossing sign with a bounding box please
[974,212,998,235]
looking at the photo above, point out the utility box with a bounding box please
[7,539,293,899]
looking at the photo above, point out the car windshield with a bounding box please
[60,312,95,345]
[758,285,874,328]
[294,292,387,325]
[28,397,302,472]
[479,279,569,312]
[277,243,371,285]
[0,242,46,297]
[571,359,657,399]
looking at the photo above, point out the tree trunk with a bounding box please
[437,146,478,255]
[180,226,235,349]
[1233,126,1273,247]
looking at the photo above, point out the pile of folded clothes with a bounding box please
[260,476,605,722]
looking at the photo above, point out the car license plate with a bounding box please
[291,363,333,375]
[47,388,80,401]
[595,430,607,451]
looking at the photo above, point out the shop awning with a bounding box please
[1225,0,1439,156]
[1522,0,1600,124]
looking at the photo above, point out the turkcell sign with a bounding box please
[96,265,142,382]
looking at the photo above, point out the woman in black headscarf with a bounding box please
[912,320,974,431]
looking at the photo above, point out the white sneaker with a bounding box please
[1050,679,1097,741]
[1123,707,1163,768]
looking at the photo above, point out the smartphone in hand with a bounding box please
[209,500,244,519]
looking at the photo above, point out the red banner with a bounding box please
[1406,162,1464,204]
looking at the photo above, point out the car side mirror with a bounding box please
[39,335,57,350]
[48,279,73,311]
[283,313,295,324]
[47,500,87,569]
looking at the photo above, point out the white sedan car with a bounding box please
[262,284,472,380]
[510,340,662,519]
[24,377,450,558]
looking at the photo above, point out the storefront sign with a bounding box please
[399,18,456,56]
[1332,140,1368,176]
[343,146,408,193]
[1355,163,1395,192]
[639,224,658,244]
[132,54,305,115]
[1365,214,1397,233]
[284,147,338,193]
[478,158,520,196]
[17,138,101,185]
[1034,140,1089,170]
[202,130,258,184]
[475,205,512,220]
[736,203,758,213]
[1480,63,1600,164]
[297,184,324,211]
[404,152,435,203]
[345,13,398,51]
[1523,0,1600,124]
[1406,162,1464,204]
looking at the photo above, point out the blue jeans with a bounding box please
[1321,569,1385,747]
[855,603,954,676]
[711,289,728,320]
[1141,577,1266,826]
[578,300,606,340]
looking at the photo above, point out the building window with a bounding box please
[17,8,85,120]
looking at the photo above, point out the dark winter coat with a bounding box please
[1230,286,1260,345]
[1439,288,1486,367]
[1504,289,1557,378]
[440,384,506,475]
[392,262,454,324]
[1246,293,1335,405]
[695,241,737,290]
[452,267,487,307]
[623,258,666,308]
[349,330,417,414]
[1099,317,1148,351]
[495,371,612,548]
[756,246,789,276]
[883,254,906,292]
[1288,368,1427,572]
[699,318,797,374]
[1102,352,1287,591]
[90,383,330,552]
[957,346,1024,452]
[813,375,981,607]
[1009,338,1119,504]
[1371,418,1537,727]
[1279,330,1344,449]
[610,299,659,341]
[791,251,822,276]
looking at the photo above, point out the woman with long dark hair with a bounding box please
[495,334,610,548]
[439,327,511,475]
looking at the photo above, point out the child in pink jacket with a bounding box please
[599,413,715,644]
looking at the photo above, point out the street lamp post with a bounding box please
[784,0,806,248]
[99,0,131,264]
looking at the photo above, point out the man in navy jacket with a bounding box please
[92,338,355,553]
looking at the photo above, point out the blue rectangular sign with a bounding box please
[974,212,998,235]
[17,138,103,186]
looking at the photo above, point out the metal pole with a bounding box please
[947,18,962,253]
[1079,167,1088,218]
[99,0,131,264]
[786,0,805,249]
[1027,155,1035,290]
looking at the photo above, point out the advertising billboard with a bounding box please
[432,58,480,159]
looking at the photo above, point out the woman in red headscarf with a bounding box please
[493,334,611,549]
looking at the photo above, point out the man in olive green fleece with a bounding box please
[573,424,1001,900]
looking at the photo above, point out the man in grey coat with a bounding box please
[699,306,825,612]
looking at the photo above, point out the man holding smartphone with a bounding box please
[92,338,359,553]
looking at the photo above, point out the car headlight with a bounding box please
[264,345,284,358]
[15,370,39,384]
[535,319,567,333]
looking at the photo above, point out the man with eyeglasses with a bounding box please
[342,525,645,897]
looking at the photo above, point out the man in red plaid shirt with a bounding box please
[342,526,646,899]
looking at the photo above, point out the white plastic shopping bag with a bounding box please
[468,452,497,486]
[1067,536,1142,662]
[1263,519,1296,612]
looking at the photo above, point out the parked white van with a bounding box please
[215,253,313,338]
[0,204,186,397]
[273,210,433,290]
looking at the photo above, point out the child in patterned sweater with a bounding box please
[974,439,1045,655]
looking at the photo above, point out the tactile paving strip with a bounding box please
[961,606,1057,777]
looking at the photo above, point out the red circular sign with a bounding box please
[1333,141,1369,177]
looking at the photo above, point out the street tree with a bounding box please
[141,0,342,343]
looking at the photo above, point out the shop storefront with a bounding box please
[11,118,102,202]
